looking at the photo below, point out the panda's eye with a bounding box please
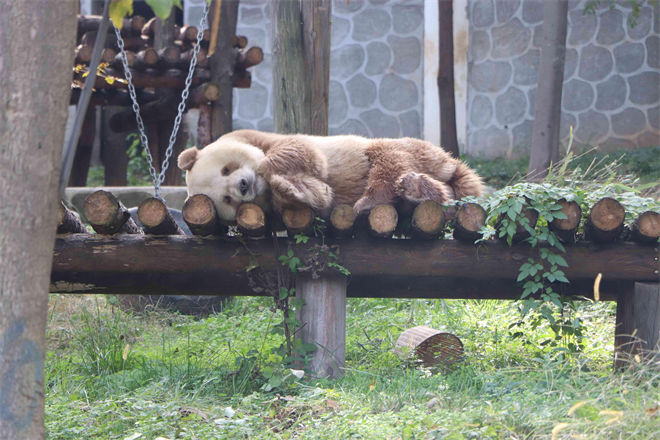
[224,196,232,204]
[221,167,230,176]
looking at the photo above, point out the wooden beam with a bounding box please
[52,235,658,282]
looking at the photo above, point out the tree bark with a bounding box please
[528,0,569,180]
[0,2,77,438]
[209,0,239,141]
[438,0,460,158]
[301,0,332,136]
[271,0,312,134]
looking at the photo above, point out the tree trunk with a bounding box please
[437,0,460,158]
[209,0,239,141]
[528,0,569,180]
[301,0,332,136]
[102,106,129,186]
[271,0,312,134]
[0,2,77,438]
[68,107,96,187]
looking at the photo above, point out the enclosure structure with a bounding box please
[52,193,660,378]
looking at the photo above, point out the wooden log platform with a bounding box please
[182,194,226,237]
[137,198,184,235]
[83,190,141,235]
[57,201,88,234]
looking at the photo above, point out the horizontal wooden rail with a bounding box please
[51,235,658,298]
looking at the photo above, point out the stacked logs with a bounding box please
[56,191,660,246]
[71,14,264,129]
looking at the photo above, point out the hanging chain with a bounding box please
[113,2,210,199]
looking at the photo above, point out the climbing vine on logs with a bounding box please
[472,146,660,356]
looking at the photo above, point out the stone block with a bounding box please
[257,118,274,133]
[599,137,638,152]
[578,44,613,82]
[491,18,531,59]
[612,107,647,136]
[472,0,495,28]
[564,48,578,79]
[240,7,263,25]
[334,0,365,15]
[237,82,268,120]
[495,87,527,126]
[329,81,349,125]
[346,74,377,108]
[568,10,597,46]
[562,79,594,112]
[471,30,491,63]
[646,35,659,69]
[648,105,660,130]
[470,60,512,93]
[470,94,494,127]
[496,0,520,23]
[636,131,660,147]
[360,109,401,138]
[254,53,272,83]
[399,110,422,138]
[512,49,540,85]
[575,110,609,144]
[352,9,391,41]
[330,119,370,137]
[595,75,627,111]
[613,41,645,74]
[512,119,534,156]
[330,44,366,79]
[628,7,653,40]
[379,74,419,111]
[522,0,544,24]
[628,72,660,105]
[596,9,625,45]
[331,16,351,47]
[233,119,255,130]
[392,4,423,34]
[469,126,510,158]
[388,35,421,74]
[365,42,391,76]
[560,112,577,140]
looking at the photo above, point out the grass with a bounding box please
[467,145,660,190]
[45,294,660,439]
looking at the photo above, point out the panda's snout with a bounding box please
[239,178,250,196]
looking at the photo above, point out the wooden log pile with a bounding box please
[58,191,660,247]
[71,14,264,122]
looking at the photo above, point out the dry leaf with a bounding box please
[327,399,339,409]
[593,273,602,301]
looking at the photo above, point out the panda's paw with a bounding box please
[398,172,425,201]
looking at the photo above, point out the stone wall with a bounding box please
[467,0,660,158]
[186,0,425,139]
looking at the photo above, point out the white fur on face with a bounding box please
[185,140,269,222]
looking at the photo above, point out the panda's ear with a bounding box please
[178,147,198,171]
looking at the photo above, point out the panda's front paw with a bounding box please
[398,172,425,201]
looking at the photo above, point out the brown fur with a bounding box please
[180,130,483,220]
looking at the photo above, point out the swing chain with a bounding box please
[113,2,210,199]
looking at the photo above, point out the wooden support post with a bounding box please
[615,282,660,367]
[69,106,96,187]
[437,0,459,158]
[296,273,347,379]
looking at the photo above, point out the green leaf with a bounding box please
[263,366,273,378]
[145,0,180,19]
[109,0,133,29]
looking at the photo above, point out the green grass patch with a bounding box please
[46,294,660,439]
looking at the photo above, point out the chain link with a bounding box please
[113,2,210,199]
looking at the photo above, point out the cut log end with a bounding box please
[57,201,88,234]
[84,190,119,226]
[549,199,582,244]
[330,205,357,238]
[631,211,660,244]
[236,203,267,237]
[282,208,315,237]
[453,202,487,242]
[138,198,183,235]
[412,200,446,239]
[182,194,222,236]
[585,197,625,242]
[368,204,398,238]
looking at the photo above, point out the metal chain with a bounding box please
[113,2,210,199]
